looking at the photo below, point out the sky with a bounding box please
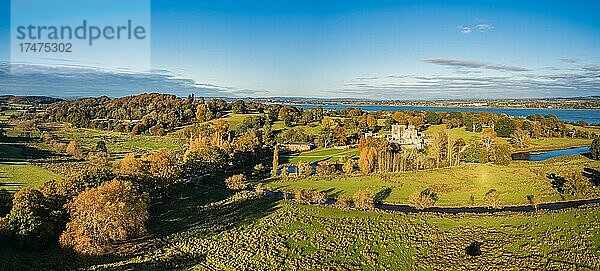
[0,0,599,99]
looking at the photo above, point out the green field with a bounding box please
[282,147,359,163]
[0,162,62,191]
[6,187,597,270]
[264,155,600,206]
[424,124,592,151]
[51,127,183,155]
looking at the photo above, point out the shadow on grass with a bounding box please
[0,180,280,271]
[95,182,280,270]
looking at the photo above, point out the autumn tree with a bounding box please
[510,129,531,149]
[119,153,143,176]
[343,158,355,175]
[481,128,497,153]
[196,103,213,123]
[141,150,181,195]
[87,151,111,168]
[66,140,84,159]
[8,188,54,248]
[60,180,149,256]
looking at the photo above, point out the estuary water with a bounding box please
[294,104,600,124]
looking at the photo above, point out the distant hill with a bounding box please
[0,95,64,105]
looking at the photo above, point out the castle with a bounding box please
[389,124,425,149]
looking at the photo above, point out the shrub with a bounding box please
[353,190,374,210]
[225,174,249,190]
[484,189,501,208]
[60,180,149,256]
[7,188,54,248]
[409,189,439,209]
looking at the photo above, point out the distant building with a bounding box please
[279,142,315,152]
[390,124,425,149]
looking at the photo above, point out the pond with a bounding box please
[511,146,591,161]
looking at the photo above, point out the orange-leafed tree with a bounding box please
[60,180,149,256]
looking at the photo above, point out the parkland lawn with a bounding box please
[0,162,62,191]
[424,124,592,151]
[263,155,600,207]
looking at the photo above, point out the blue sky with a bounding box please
[1,0,599,99]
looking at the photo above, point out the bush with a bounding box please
[7,188,55,248]
[409,189,439,209]
[353,190,374,210]
[225,174,249,190]
[60,180,149,256]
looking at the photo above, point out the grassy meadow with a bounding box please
[8,188,596,270]
[264,154,600,207]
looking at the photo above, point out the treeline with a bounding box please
[0,121,268,256]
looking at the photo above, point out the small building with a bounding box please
[279,142,315,152]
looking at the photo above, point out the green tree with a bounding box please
[231,100,248,114]
[8,188,54,248]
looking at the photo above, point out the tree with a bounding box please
[495,117,516,137]
[366,115,378,131]
[510,129,531,149]
[484,189,501,208]
[87,151,111,168]
[234,131,261,153]
[60,180,149,256]
[481,128,497,153]
[225,174,248,190]
[343,159,355,175]
[231,100,247,114]
[526,195,538,211]
[490,143,512,165]
[66,140,84,159]
[144,150,180,181]
[353,190,374,210]
[591,138,600,160]
[119,153,143,176]
[8,188,54,248]
[94,140,108,153]
[271,145,279,177]
[409,189,439,209]
[196,103,213,123]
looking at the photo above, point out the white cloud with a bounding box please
[475,24,493,32]
[459,26,472,34]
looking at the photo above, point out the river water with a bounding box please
[512,146,591,161]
